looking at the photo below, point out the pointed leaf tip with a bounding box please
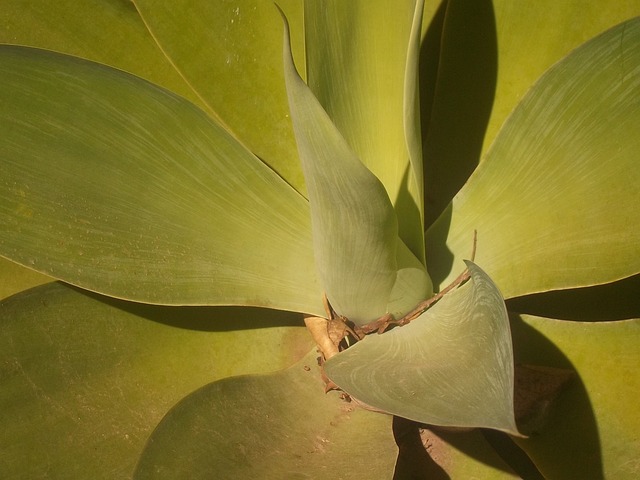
[325,261,519,435]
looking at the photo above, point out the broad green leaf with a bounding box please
[426,18,640,296]
[0,46,323,315]
[0,0,201,108]
[0,282,313,478]
[511,314,640,479]
[305,0,426,260]
[134,349,397,479]
[281,17,431,324]
[0,257,50,300]
[422,1,640,226]
[484,1,640,161]
[325,262,518,435]
[133,0,307,193]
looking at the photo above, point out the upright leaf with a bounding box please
[426,18,640,296]
[0,46,322,314]
[281,15,431,324]
[305,0,426,259]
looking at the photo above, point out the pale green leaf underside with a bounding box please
[325,262,518,434]
[282,17,431,324]
[133,0,307,193]
[0,46,323,314]
[426,17,640,297]
[512,315,640,479]
[305,0,426,259]
[134,349,397,479]
[0,282,313,478]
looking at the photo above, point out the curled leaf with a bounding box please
[325,261,519,435]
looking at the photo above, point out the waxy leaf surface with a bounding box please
[426,18,640,296]
[305,0,426,258]
[133,0,307,193]
[512,315,640,479]
[0,0,201,108]
[134,350,397,479]
[282,18,431,324]
[0,46,323,315]
[0,282,312,478]
[325,262,518,434]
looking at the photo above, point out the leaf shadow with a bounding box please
[509,314,604,479]
[392,313,603,479]
[421,0,498,229]
[68,284,306,332]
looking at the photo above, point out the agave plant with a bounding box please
[1,1,639,478]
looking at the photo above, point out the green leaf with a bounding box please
[134,349,397,479]
[426,17,640,297]
[133,0,307,193]
[281,16,431,324]
[305,0,426,259]
[325,261,518,435]
[0,46,322,314]
[511,314,640,479]
[0,0,201,108]
[483,1,640,161]
[0,257,50,300]
[0,282,313,478]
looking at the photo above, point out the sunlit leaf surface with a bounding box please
[426,18,640,297]
[133,0,307,193]
[325,262,518,434]
[134,350,397,479]
[512,315,640,479]
[0,0,201,108]
[305,0,426,258]
[0,282,312,478]
[282,17,431,323]
[0,257,50,299]
[0,46,323,314]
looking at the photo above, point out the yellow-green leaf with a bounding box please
[134,349,397,479]
[0,282,312,478]
[0,46,322,314]
[426,17,640,297]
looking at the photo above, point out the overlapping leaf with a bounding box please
[134,350,397,479]
[325,262,518,435]
[304,0,426,258]
[0,46,322,314]
[281,14,431,324]
[0,0,200,107]
[511,314,640,479]
[0,282,313,477]
[133,0,307,193]
[426,18,640,297]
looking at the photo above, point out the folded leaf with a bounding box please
[134,349,397,479]
[304,0,426,258]
[426,17,640,297]
[325,261,518,435]
[283,15,431,323]
[0,46,322,314]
